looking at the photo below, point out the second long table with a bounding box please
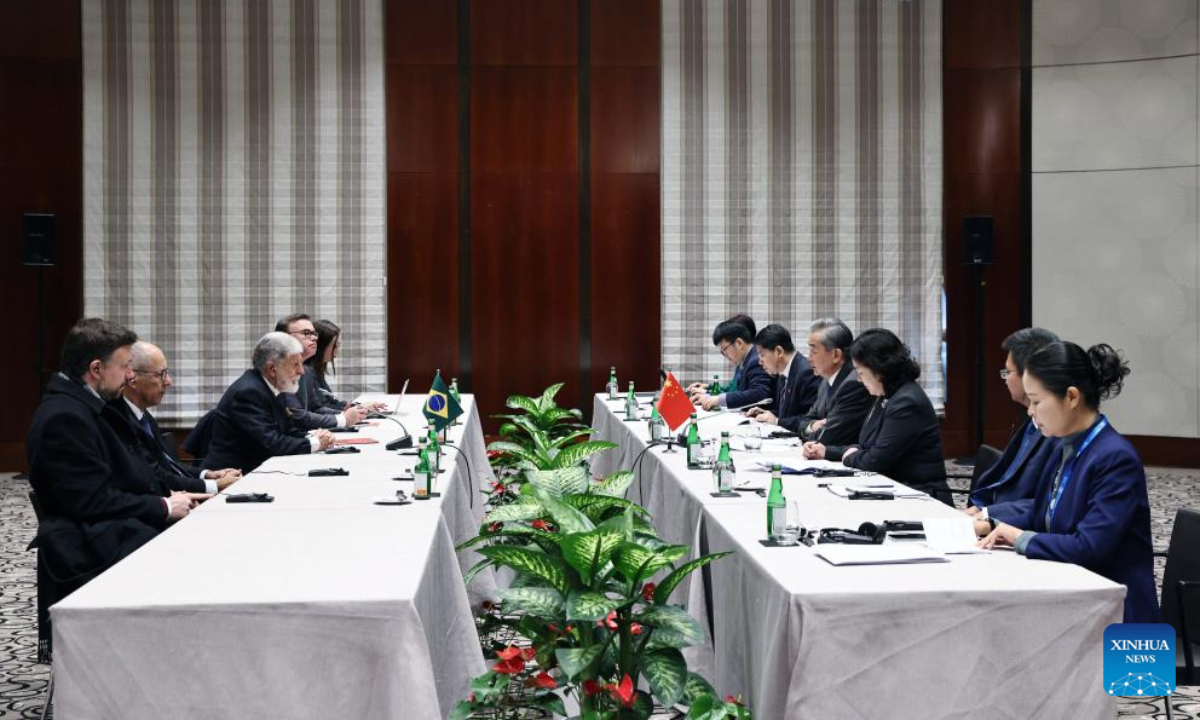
[590,394,1123,719]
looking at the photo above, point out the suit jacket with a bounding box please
[1006,420,1157,624]
[969,416,1059,523]
[281,366,342,430]
[107,398,209,494]
[792,363,872,445]
[202,370,313,472]
[723,347,774,409]
[770,354,821,430]
[827,380,950,502]
[26,374,169,591]
[307,365,347,410]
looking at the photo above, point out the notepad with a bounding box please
[813,544,948,566]
[333,437,380,445]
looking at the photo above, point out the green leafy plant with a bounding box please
[485,383,617,511]
[455,466,741,720]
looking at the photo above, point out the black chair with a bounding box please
[1160,507,1200,686]
[182,408,217,461]
[945,444,1003,504]
[27,489,54,720]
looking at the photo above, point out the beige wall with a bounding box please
[1032,0,1200,437]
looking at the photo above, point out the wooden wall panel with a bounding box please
[590,173,660,393]
[941,0,1026,458]
[386,0,456,65]
[471,67,578,172]
[0,2,83,470]
[470,173,580,417]
[592,0,660,68]
[387,66,458,173]
[387,172,460,386]
[384,0,663,429]
[471,0,577,67]
[386,0,460,397]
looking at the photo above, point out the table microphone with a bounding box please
[376,416,414,450]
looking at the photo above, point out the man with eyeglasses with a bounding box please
[107,341,242,495]
[275,313,365,429]
[964,327,1062,523]
[26,319,208,629]
[688,318,774,412]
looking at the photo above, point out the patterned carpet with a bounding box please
[0,466,1198,719]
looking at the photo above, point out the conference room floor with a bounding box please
[0,465,1197,720]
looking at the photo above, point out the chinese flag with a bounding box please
[657,372,695,431]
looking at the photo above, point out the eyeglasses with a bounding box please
[291,329,319,339]
[136,368,173,381]
[998,369,1011,380]
[717,342,735,359]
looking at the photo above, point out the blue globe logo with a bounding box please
[429,395,447,412]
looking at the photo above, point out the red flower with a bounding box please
[724,694,743,706]
[525,671,556,689]
[583,679,603,697]
[610,674,635,708]
[487,450,502,460]
[630,622,644,636]
[596,610,619,631]
[493,645,526,674]
[468,692,476,702]
[487,522,502,533]
[547,623,559,634]
[491,481,506,493]
[521,647,536,662]
[531,519,554,532]
[641,582,657,603]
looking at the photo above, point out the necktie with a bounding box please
[139,412,155,438]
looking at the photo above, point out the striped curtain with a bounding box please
[662,0,944,403]
[83,0,386,425]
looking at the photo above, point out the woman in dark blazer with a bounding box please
[803,328,950,503]
[978,342,1157,624]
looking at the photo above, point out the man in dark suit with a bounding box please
[792,318,872,445]
[275,313,365,430]
[744,324,820,429]
[26,319,205,599]
[689,318,774,411]
[202,331,334,473]
[108,341,242,494]
[966,328,1061,522]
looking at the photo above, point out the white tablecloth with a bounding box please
[591,395,1124,719]
[51,395,494,720]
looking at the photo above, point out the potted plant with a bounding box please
[454,464,745,720]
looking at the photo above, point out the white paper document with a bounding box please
[813,544,948,566]
[920,517,989,554]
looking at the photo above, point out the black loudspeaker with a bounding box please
[22,213,57,266]
[963,215,994,266]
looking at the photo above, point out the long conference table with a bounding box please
[590,394,1124,719]
[51,394,495,720]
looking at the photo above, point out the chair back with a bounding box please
[1162,508,1200,638]
[968,444,1004,492]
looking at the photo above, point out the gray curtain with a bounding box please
[83,0,386,424]
[662,0,944,403]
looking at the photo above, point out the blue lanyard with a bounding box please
[1047,416,1108,521]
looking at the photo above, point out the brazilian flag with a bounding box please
[423,371,463,431]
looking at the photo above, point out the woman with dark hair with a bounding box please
[977,342,1156,624]
[803,328,950,503]
[305,320,387,413]
[306,318,342,394]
